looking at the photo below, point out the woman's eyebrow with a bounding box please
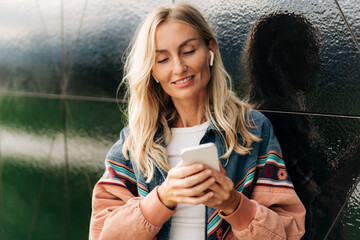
[156,38,197,53]
[179,38,197,48]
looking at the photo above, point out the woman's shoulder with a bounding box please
[105,126,130,162]
[119,126,130,139]
[247,108,272,128]
[248,109,282,154]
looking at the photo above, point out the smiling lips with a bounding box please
[172,75,194,85]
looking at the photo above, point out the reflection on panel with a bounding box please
[181,0,360,115]
[0,94,125,239]
[0,0,359,114]
[0,0,171,97]
[0,94,67,240]
[340,183,360,239]
[259,110,360,239]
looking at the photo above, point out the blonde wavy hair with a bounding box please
[121,3,260,182]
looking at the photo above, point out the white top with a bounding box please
[166,121,210,240]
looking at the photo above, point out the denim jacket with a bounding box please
[90,110,305,240]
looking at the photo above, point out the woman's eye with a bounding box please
[157,58,168,63]
[183,49,195,55]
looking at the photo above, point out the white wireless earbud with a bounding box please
[209,50,214,67]
[152,73,159,83]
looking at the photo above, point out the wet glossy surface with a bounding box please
[259,110,360,239]
[342,183,360,239]
[0,0,359,114]
[0,0,171,97]
[183,0,360,116]
[0,0,359,239]
[0,95,125,239]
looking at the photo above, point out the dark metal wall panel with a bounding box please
[0,0,171,97]
[181,0,360,116]
[0,0,359,239]
[0,0,359,114]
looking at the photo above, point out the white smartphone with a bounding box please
[181,143,220,171]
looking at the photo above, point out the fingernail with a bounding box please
[197,164,203,170]
[210,178,215,184]
[206,169,212,175]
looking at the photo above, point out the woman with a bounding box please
[90,4,305,240]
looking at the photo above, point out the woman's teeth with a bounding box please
[174,76,192,84]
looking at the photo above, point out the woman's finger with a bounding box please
[168,163,205,179]
[180,169,213,187]
[181,177,215,196]
[179,191,214,205]
[219,163,228,175]
[203,166,233,191]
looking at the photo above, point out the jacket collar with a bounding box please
[153,124,168,180]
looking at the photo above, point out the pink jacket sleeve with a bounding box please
[89,179,175,240]
[220,186,306,240]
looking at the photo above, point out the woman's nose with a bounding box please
[173,57,187,75]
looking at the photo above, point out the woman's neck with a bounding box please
[171,99,207,128]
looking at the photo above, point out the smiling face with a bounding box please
[152,21,213,105]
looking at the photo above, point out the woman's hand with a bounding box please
[202,164,241,215]
[158,162,216,209]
